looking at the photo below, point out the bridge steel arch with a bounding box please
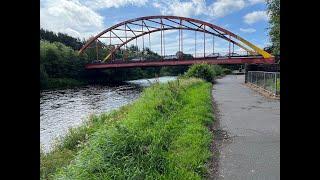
[79,16,273,62]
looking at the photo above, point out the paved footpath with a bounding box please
[212,75,280,180]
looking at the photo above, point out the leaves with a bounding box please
[267,0,280,55]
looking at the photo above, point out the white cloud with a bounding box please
[243,10,269,24]
[153,0,206,17]
[152,2,161,8]
[240,27,256,33]
[153,0,249,18]
[40,0,104,39]
[207,0,246,18]
[83,0,148,9]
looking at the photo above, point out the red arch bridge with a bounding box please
[79,16,275,69]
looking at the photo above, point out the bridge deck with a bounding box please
[85,57,275,69]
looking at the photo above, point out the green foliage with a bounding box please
[212,65,224,77]
[40,106,131,180]
[52,78,214,179]
[40,28,84,50]
[222,68,232,75]
[267,0,280,55]
[46,78,85,89]
[40,40,90,89]
[41,148,75,180]
[40,64,49,88]
[39,29,192,88]
[184,63,216,82]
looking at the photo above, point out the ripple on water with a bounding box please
[40,76,177,153]
[40,84,141,153]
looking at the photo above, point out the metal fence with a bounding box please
[246,71,280,96]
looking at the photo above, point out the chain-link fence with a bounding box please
[246,71,280,96]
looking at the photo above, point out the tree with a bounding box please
[40,28,85,50]
[267,0,280,55]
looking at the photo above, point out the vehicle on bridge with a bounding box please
[131,57,146,61]
[92,60,102,64]
[164,55,178,60]
[225,52,241,57]
[207,53,220,58]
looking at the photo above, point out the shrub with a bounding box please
[222,68,232,75]
[184,63,215,82]
[212,65,224,76]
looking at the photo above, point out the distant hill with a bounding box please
[40,28,85,50]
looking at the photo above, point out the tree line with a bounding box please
[40,29,191,89]
[40,28,85,50]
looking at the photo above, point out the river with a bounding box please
[40,76,177,153]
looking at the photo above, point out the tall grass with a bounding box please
[40,105,132,180]
[52,78,214,179]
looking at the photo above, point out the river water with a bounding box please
[40,76,176,153]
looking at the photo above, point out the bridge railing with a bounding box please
[246,71,280,96]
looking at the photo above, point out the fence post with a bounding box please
[274,73,277,96]
[275,73,278,95]
[263,72,266,89]
[255,72,257,85]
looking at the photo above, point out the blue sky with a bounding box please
[40,0,270,55]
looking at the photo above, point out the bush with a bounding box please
[222,68,232,75]
[184,63,216,82]
[212,65,224,76]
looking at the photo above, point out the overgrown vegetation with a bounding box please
[41,78,214,179]
[184,63,228,82]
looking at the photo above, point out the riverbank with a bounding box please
[41,78,214,179]
[41,78,88,90]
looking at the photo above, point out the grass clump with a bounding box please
[53,78,214,179]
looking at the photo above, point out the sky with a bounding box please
[40,0,271,55]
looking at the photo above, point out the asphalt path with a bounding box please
[212,75,280,180]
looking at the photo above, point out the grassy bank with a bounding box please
[41,78,214,179]
[40,105,132,179]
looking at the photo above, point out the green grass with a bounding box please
[263,78,280,95]
[50,78,214,179]
[40,105,132,180]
